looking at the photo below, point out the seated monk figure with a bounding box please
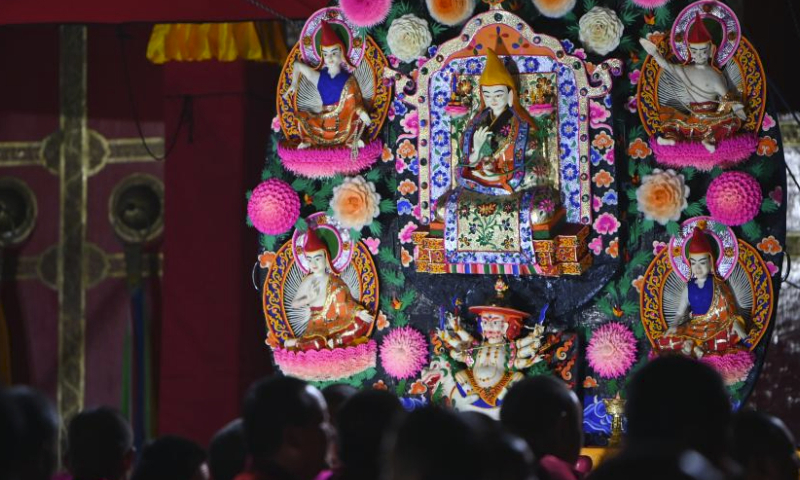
[283,21,372,151]
[656,226,748,358]
[284,228,373,351]
[459,49,548,195]
[639,13,747,154]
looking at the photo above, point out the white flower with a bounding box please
[578,7,624,56]
[386,14,433,63]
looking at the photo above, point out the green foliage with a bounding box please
[618,36,636,52]
[387,176,399,194]
[246,216,253,228]
[666,220,680,236]
[627,250,653,271]
[761,198,779,214]
[583,0,597,11]
[605,379,619,395]
[631,321,645,340]
[684,201,704,217]
[741,221,763,243]
[399,290,417,310]
[654,6,672,28]
[526,361,552,377]
[710,166,723,179]
[369,220,383,237]
[596,296,614,317]
[379,198,396,214]
[637,162,653,177]
[619,7,638,27]
[381,269,406,288]
[682,167,696,182]
[365,169,382,183]
[395,379,408,397]
[379,247,402,266]
[291,177,314,193]
[393,310,409,327]
[620,299,638,316]
[642,218,655,232]
[311,367,377,389]
[260,234,278,251]
[294,217,308,232]
[629,124,646,141]
[350,228,362,243]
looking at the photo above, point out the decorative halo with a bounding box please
[299,7,366,67]
[671,0,740,66]
[640,238,773,352]
[292,212,354,275]
[668,216,738,282]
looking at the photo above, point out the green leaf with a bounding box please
[684,201,704,217]
[429,21,448,37]
[294,217,308,232]
[260,235,278,251]
[741,221,762,243]
[654,6,672,28]
[583,0,597,12]
[700,197,707,207]
[563,11,578,23]
[619,275,632,297]
[399,289,417,310]
[682,167,696,181]
[387,176,399,194]
[381,269,406,288]
[666,220,680,236]
[761,198,779,214]
[380,293,395,312]
[291,177,313,193]
[246,215,253,228]
[628,200,640,215]
[379,198,396,214]
[632,321,646,339]
[566,25,581,38]
[379,247,402,266]
[627,250,653,270]
[606,379,619,395]
[621,299,638,316]
[628,222,641,246]
[596,296,614,317]
[394,310,409,327]
[625,188,638,202]
[618,35,636,52]
[368,220,383,237]
[620,9,638,26]
[365,169,381,183]
[638,162,653,176]
[710,166,723,179]
[350,228,362,243]
[395,379,408,397]
[747,161,767,179]
[642,218,655,232]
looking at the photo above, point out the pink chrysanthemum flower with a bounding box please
[247,179,300,235]
[700,351,755,386]
[380,326,428,380]
[629,0,670,8]
[706,172,762,226]
[340,0,392,27]
[587,322,637,379]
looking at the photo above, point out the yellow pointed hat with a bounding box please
[479,49,515,89]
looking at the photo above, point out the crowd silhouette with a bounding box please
[1,355,797,480]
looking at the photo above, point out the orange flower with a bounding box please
[757,235,782,255]
[628,138,652,159]
[401,247,413,267]
[391,296,403,311]
[605,238,619,258]
[592,131,614,150]
[586,62,596,76]
[583,376,598,388]
[757,136,778,157]
[397,139,417,159]
[372,380,388,391]
[331,176,381,230]
[376,311,389,331]
[265,331,281,349]
[631,274,644,294]
[381,145,394,163]
[636,169,689,225]
[408,380,428,395]
[398,179,418,196]
[303,193,314,206]
[592,169,613,188]
[644,13,655,25]
[646,31,666,46]
[258,251,276,269]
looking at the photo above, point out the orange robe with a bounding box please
[294,275,370,351]
[296,76,366,148]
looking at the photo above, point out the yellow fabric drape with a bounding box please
[147,21,288,64]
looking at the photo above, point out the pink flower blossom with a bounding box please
[700,351,755,386]
[593,195,603,213]
[769,186,783,206]
[588,236,603,255]
[593,212,621,235]
[766,261,779,276]
[587,323,637,379]
[762,113,776,131]
[399,221,418,243]
[395,158,407,174]
[271,116,281,133]
[652,240,667,255]
[573,48,587,60]
[364,237,381,255]
[413,204,422,221]
[626,96,637,113]
[605,149,615,165]
[380,326,428,380]
[400,110,419,139]
[628,69,640,85]
[387,54,401,69]
[590,101,611,129]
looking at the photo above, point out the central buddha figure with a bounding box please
[458,49,549,194]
